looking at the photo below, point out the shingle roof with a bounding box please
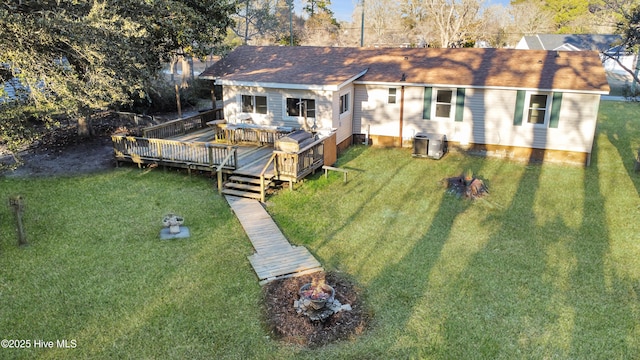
[200,46,609,93]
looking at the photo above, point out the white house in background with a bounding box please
[516,34,637,74]
[200,46,609,165]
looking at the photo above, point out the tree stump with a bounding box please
[9,195,28,246]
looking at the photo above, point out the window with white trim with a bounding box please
[388,88,397,104]
[241,95,267,114]
[286,97,315,118]
[339,93,349,114]
[526,93,550,125]
[434,89,454,119]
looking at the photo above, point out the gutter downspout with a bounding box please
[399,72,407,147]
[399,85,405,147]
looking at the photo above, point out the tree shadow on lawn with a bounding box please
[378,148,636,358]
[359,158,543,357]
[357,145,638,357]
[598,101,640,197]
[326,155,481,356]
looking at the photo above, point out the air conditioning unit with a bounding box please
[412,133,429,157]
[413,133,447,159]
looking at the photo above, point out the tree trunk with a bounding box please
[180,56,191,88]
[77,109,94,137]
[175,82,182,118]
[169,57,178,83]
[244,0,250,44]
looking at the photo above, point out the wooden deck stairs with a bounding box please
[221,146,276,201]
[221,174,273,200]
[226,196,323,284]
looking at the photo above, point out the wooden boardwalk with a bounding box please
[226,195,323,284]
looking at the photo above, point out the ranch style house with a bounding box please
[200,45,610,165]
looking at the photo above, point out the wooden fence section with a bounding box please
[112,135,237,172]
[142,109,221,139]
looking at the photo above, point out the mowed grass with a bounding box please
[1,100,640,359]
[0,171,275,359]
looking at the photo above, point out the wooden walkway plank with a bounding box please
[226,195,323,283]
[249,255,322,279]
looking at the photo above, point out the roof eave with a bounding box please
[336,69,369,90]
[214,70,368,92]
[353,80,609,95]
[214,79,340,91]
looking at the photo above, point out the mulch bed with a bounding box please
[262,271,370,347]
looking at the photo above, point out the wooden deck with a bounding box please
[226,195,323,284]
[171,128,277,175]
[113,113,334,201]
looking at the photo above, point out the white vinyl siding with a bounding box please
[354,84,600,154]
[465,89,598,153]
[223,86,334,130]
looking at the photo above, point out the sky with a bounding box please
[292,0,357,22]
[298,0,513,23]
[330,0,358,22]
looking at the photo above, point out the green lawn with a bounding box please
[1,101,639,359]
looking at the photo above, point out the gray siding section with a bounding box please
[352,85,366,134]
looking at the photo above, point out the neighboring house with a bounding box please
[200,45,609,165]
[0,77,32,103]
[516,34,636,74]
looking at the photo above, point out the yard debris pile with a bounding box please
[263,271,369,347]
[442,170,489,199]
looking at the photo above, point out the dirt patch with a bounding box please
[0,114,151,178]
[262,271,369,348]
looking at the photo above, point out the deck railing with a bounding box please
[112,135,237,171]
[218,124,293,145]
[273,136,326,181]
[142,109,221,139]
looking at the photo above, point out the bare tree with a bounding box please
[412,0,483,48]
[356,0,403,46]
[300,0,341,46]
[509,1,558,36]
[475,5,511,47]
[232,0,280,45]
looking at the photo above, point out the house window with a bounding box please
[339,93,349,114]
[241,95,267,114]
[424,87,464,121]
[388,88,397,104]
[514,91,561,128]
[286,98,315,118]
[527,94,549,125]
[434,89,454,118]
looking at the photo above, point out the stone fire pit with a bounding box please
[294,278,351,322]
